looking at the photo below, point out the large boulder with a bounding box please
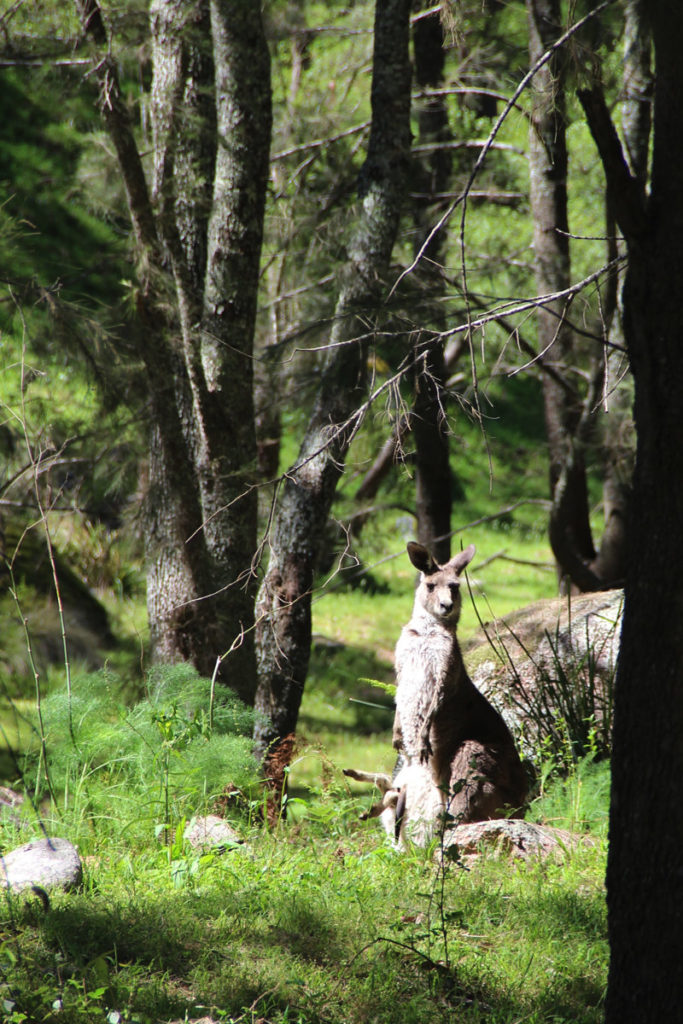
[463,589,623,753]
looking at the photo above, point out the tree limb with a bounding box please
[577,85,647,244]
[75,0,158,256]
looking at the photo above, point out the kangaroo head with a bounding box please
[407,541,476,624]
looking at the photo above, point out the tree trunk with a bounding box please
[527,0,595,585]
[621,0,652,190]
[412,338,451,563]
[410,4,452,565]
[589,0,651,586]
[253,0,413,797]
[607,88,683,1017]
[581,7,683,1016]
[78,0,271,703]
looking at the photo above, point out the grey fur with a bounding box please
[392,541,528,823]
[343,764,445,847]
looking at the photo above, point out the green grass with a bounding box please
[0,773,608,1024]
[0,642,610,1024]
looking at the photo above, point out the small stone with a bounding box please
[0,787,25,827]
[183,815,243,851]
[0,787,24,810]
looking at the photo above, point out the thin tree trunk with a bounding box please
[253,0,413,799]
[352,337,464,530]
[527,0,595,586]
[412,338,451,562]
[621,0,652,190]
[588,0,651,586]
[410,5,452,564]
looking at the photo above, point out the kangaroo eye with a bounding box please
[449,582,460,593]
[426,582,435,592]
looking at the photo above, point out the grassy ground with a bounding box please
[0,520,610,1024]
[0,758,608,1024]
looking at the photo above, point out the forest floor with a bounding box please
[0,517,610,1024]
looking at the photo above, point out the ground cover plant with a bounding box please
[0,743,608,1024]
[0,579,610,1024]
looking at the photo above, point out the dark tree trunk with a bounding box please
[412,338,451,563]
[621,0,652,190]
[589,0,651,585]
[352,338,464,541]
[78,0,271,703]
[589,0,651,587]
[351,7,464,556]
[581,6,683,1017]
[253,0,413,797]
[527,0,595,585]
[410,5,452,564]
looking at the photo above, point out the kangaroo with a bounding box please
[343,763,445,848]
[392,541,528,823]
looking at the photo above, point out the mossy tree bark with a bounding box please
[76,0,271,702]
[253,0,413,791]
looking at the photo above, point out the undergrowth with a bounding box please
[12,665,259,847]
[0,653,609,1024]
[1,779,607,1024]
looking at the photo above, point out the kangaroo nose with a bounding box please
[440,600,452,614]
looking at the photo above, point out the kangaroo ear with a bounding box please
[406,541,438,575]
[450,543,475,574]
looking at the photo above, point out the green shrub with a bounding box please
[21,663,258,838]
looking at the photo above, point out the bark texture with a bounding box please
[253,0,413,783]
[78,0,271,702]
[410,5,452,565]
[581,6,683,1019]
[588,0,650,587]
[527,0,595,585]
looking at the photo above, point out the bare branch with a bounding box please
[391,0,619,296]
[436,257,627,346]
[75,0,158,256]
[271,120,370,162]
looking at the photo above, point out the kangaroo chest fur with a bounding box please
[394,617,463,759]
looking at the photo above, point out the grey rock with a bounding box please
[0,836,82,894]
[0,787,25,827]
[0,787,24,810]
[448,818,593,862]
[183,815,243,851]
[167,1019,219,1024]
[464,589,623,743]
